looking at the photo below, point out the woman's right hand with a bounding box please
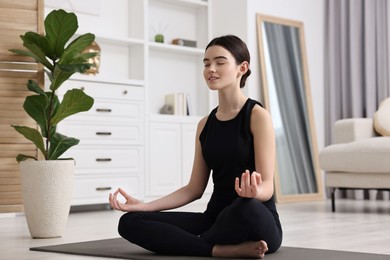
[109,188,144,212]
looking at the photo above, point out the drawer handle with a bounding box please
[96,108,112,113]
[96,158,112,162]
[96,132,112,136]
[96,187,112,191]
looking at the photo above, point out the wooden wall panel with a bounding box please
[0,0,43,213]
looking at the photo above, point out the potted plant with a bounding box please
[9,9,98,238]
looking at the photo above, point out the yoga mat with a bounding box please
[31,237,389,260]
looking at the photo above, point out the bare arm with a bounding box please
[109,117,210,212]
[235,105,275,202]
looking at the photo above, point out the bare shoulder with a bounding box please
[251,103,272,124]
[250,103,274,137]
[196,115,209,135]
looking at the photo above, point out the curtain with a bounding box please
[325,0,390,145]
[325,0,390,200]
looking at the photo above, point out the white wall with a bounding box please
[211,0,326,151]
[45,0,326,151]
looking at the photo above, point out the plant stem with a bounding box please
[45,65,56,160]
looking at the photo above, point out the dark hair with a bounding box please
[205,35,251,88]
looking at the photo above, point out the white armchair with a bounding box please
[319,98,390,212]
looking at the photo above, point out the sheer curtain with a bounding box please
[325,0,390,200]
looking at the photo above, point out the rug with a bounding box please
[30,237,389,260]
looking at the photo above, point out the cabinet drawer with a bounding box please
[66,147,144,171]
[72,174,142,205]
[64,99,143,122]
[60,80,144,101]
[58,123,143,145]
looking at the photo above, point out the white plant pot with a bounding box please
[19,160,74,238]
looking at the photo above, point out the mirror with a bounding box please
[256,14,323,202]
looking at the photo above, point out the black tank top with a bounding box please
[199,98,280,224]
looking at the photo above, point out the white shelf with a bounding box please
[76,32,144,46]
[148,42,204,55]
[71,74,145,87]
[149,114,202,123]
[154,0,208,8]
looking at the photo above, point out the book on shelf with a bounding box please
[165,93,193,116]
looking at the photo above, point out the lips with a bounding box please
[208,76,219,81]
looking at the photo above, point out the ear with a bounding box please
[240,61,249,74]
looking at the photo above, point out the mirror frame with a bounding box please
[256,14,323,202]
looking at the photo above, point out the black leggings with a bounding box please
[118,198,282,256]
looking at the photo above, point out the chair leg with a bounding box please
[330,188,336,212]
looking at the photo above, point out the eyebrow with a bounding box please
[203,56,228,63]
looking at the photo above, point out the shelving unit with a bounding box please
[145,0,212,198]
[43,0,212,204]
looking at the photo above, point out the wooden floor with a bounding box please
[1,199,389,259]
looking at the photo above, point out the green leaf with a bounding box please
[45,9,78,59]
[9,47,53,71]
[60,33,96,64]
[21,32,54,62]
[11,126,47,158]
[23,95,49,136]
[23,93,59,138]
[51,88,94,125]
[48,132,79,160]
[57,63,93,73]
[50,65,74,91]
[16,154,38,162]
[27,80,46,96]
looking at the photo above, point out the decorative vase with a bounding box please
[19,160,74,238]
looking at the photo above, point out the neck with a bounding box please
[217,88,247,117]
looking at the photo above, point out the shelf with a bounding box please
[148,42,204,55]
[152,0,208,8]
[70,74,145,87]
[149,114,202,123]
[76,32,144,47]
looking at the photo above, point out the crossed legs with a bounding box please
[118,198,282,258]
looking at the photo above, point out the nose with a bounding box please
[207,65,216,73]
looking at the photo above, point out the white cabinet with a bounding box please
[147,116,200,197]
[148,122,181,196]
[58,79,145,205]
[45,0,212,203]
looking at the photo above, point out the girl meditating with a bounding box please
[109,35,283,259]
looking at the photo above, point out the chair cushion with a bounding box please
[374,97,390,136]
[319,137,390,173]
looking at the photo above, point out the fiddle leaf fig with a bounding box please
[27,80,46,96]
[9,9,97,161]
[48,133,79,160]
[51,88,94,125]
[11,126,47,160]
[45,9,78,59]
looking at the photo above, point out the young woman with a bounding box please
[109,35,282,259]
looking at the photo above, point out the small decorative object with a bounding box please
[172,38,197,48]
[82,41,101,75]
[9,9,97,238]
[160,104,174,114]
[152,23,168,43]
[155,34,164,43]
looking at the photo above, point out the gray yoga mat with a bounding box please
[31,237,389,260]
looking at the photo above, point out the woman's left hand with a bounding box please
[235,170,263,198]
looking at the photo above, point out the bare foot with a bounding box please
[212,240,268,259]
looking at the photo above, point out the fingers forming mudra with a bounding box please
[235,170,263,198]
[109,188,140,212]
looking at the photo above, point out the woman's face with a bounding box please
[203,45,242,91]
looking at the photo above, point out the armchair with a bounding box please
[319,98,390,212]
